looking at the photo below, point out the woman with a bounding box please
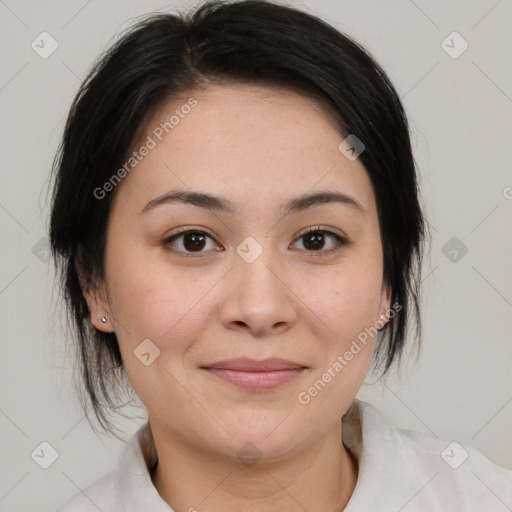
[49,1,512,510]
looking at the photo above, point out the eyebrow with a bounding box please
[140,188,366,216]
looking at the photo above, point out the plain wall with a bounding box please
[0,0,510,510]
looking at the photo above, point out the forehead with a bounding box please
[114,84,377,217]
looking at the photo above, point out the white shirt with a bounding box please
[57,399,512,511]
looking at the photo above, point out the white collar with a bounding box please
[110,399,512,511]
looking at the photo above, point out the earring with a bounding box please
[101,316,108,323]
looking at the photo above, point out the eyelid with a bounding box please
[167,225,216,239]
[294,224,347,241]
[166,224,348,242]
[163,226,221,258]
[163,225,348,257]
[289,225,348,257]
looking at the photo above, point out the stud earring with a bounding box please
[101,316,108,323]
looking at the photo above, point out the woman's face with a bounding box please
[86,84,391,461]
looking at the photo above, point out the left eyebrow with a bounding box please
[282,190,366,216]
[140,189,366,216]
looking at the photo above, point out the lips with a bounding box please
[203,357,306,371]
[201,357,308,390]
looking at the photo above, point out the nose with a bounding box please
[218,243,298,337]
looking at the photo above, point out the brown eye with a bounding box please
[163,229,221,257]
[292,227,347,255]
[180,231,207,251]
[302,231,326,250]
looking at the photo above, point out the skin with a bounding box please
[84,83,391,512]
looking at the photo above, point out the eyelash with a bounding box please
[162,225,347,259]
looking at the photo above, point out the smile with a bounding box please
[200,357,308,390]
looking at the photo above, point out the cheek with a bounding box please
[107,262,215,420]
[104,242,216,356]
[297,258,383,396]
[295,267,382,417]
[109,273,213,348]
[316,261,383,340]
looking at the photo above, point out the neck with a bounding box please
[149,420,358,512]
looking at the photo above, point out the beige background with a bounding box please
[0,0,511,510]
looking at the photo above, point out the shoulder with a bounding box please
[56,424,167,511]
[397,424,512,505]
[57,470,120,512]
[345,400,512,511]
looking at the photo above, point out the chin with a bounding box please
[209,432,303,465]
[208,415,310,461]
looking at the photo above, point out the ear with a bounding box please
[75,255,113,333]
[376,282,392,328]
